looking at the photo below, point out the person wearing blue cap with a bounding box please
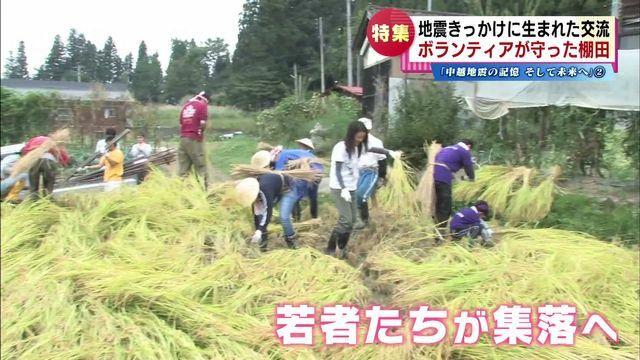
[449,200,495,247]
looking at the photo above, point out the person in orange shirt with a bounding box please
[85,141,124,191]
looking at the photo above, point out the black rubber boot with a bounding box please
[259,232,268,252]
[360,202,370,225]
[284,234,298,249]
[325,230,339,256]
[337,232,351,259]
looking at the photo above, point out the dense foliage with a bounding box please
[0,87,58,145]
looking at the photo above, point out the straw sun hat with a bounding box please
[295,138,315,150]
[233,178,260,207]
[251,150,271,169]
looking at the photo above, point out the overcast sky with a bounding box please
[1,0,244,76]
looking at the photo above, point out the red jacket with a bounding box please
[22,136,71,167]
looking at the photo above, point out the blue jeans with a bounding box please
[356,169,379,207]
[280,189,303,237]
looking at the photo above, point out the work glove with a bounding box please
[389,150,402,160]
[251,230,262,243]
[340,188,352,203]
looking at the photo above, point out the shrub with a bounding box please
[385,82,460,167]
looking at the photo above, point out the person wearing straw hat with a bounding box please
[450,200,494,247]
[178,91,210,188]
[433,139,475,234]
[295,138,315,152]
[354,117,401,230]
[233,173,293,251]
[271,140,324,246]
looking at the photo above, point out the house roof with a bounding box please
[0,79,132,101]
[354,5,467,50]
[321,85,363,97]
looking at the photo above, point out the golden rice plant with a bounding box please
[504,167,537,223]
[478,166,527,216]
[376,155,420,218]
[453,165,512,202]
[367,228,639,359]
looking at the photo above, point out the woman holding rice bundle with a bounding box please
[326,120,399,259]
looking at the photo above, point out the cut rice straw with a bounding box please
[231,164,323,182]
[10,128,70,178]
[415,141,441,219]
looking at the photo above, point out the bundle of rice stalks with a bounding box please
[10,128,70,178]
[453,165,513,202]
[525,165,562,222]
[478,166,527,217]
[376,155,421,218]
[231,164,323,182]
[367,228,640,359]
[257,142,278,151]
[285,157,328,170]
[415,141,441,218]
[504,168,537,222]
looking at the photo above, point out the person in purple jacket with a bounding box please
[450,200,494,247]
[433,139,475,232]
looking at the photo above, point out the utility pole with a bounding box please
[346,0,353,86]
[428,0,432,11]
[319,17,326,93]
[611,0,620,17]
[76,64,82,82]
[292,63,299,100]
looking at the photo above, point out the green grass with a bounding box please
[156,105,257,134]
[539,193,639,246]
[207,136,259,175]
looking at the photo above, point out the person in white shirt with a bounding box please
[95,128,120,156]
[130,134,153,159]
[354,117,400,229]
[326,120,398,259]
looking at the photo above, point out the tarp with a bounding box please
[454,49,640,119]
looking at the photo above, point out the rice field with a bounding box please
[1,164,638,359]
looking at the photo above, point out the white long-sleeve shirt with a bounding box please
[130,143,152,158]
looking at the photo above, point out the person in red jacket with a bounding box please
[22,135,70,198]
[179,91,210,188]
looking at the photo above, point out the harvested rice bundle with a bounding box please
[231,165,323,182]
[285,157,328,170]
[376,155,420,217]
[526,165,562,222]
[367,228,639,359]
[10,128,70,177]
[257,141,275,151]
[453,165,512,202]
[415,141,441,219]
[504,167,537,223]
[477,166,526,217]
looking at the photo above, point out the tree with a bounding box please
[121,52,134,86]
[386,82,461,166]
[96,36,123,83]
[7,41,30,79]
[3,51,16,79]
[35,35,66,80]
[80,41,99,81]
[164,39,209,104]
[148,53,163,102]
[131,42,162,102]
[62,29,88,81]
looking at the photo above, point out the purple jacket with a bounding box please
[433,143,475,185]
[450,206,482,231]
